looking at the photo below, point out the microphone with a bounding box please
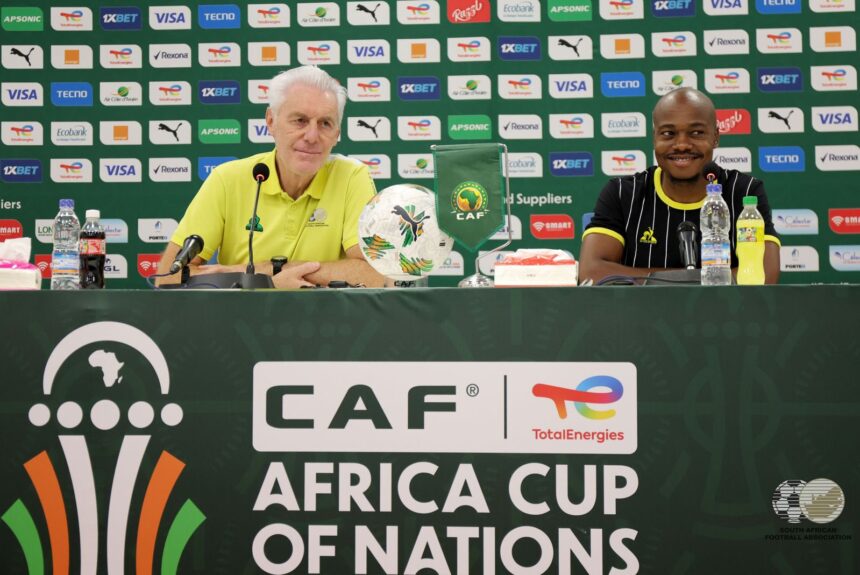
[169,234,204,274]
[247,162,269,275]
[677,221,698,270]
[702,161,720,183]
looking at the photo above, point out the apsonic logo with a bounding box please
[1,322,205,575]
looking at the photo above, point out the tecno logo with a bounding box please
[252,362,637,454]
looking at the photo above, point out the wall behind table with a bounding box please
[0,0,856,287]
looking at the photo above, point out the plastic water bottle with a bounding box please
[50,198,81,290]
[736,196,765,285]
[79,209,106,289]
[699,183,732,286]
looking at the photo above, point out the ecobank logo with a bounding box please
[1,322,205,575]
[252,362,637,453]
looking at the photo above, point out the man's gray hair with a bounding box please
[268,66,347,124]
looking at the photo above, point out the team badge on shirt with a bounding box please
[639,227,657,244]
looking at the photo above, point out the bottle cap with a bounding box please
[85,209,100,219]
[742,196,758,207]
[60,198,74,208]
[706,183,722,194]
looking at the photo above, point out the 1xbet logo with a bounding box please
[533,375,624,419]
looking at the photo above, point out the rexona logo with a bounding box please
[198,120,241,144]
[759,146,805,172]
[1,7,44,31]
[149,43,192,69]
[149,158,192,182]
[198,80,241,104]
[149,6,192,30]
[254,362,636,453]
[448,115,492,139]
[499,114,543,139]
[757,67,803,92]
[397,76,441,100]
[100,159,142,182]
[550,152,594,176]
[447,0,491,22]
[2,322,206,574]
[815,145,860,171]
[100,6,141,30]
[198,4,240,28]
[713,147,752,172]
[0,159,42,183]
[498,36,542,61]
[703,30,749,56]
[651,0,695,16]
[548,0,593,20]
[601,72,645,97]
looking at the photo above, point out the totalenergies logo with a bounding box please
[10,125,35,137]
[60,10,84,21]
[408,119,432,131]
[109,48,134,60]
[60,161,84,173]
[458,40,481,53]
[559,117,584,129]
[767,32,792,44]
[358,80,381,92]
[307,44,331,56]
[609,0,634,8]
[821,68,847,81]
[257,7,281,18]
[533,375,624,420]
[715,71,740,84]
[361,157,382,167]
[1,322,204,575]
[508,77,532,90]
[208,46,232,58]
[661,35,687,48]
[407,3,431,15]
[158,84,183,96]
[612,154,637,166]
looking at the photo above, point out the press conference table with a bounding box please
[0,286,857,574]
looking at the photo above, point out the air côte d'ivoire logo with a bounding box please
[451,180,490,221]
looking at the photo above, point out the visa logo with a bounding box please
[710,0,742,6]
[155,12,186,24]
[254,125,271,137]
[353,45,386,57]
[757,67,802,92]
[759,146,805,172]
[549,152,594,176]
[101,8,142,29]
[6,89,38,101]
[498,36,541,61]
[105,164,137,176]
[198,5,240,28]
[555,80,588,92]
[818,113,853,125]
[0,159,42,183]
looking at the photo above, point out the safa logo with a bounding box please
[550,152,593,176]
[651,0,696,17]
[533,375,624,419]
[498,36,542,61]
[0,159,42,183]
[198,4,240,28]
[600,72,646,97]
[51,82,93,107]
[756,0,800,13]
[398,76,441,100]
[757,67,803,92]
[198,80,241,104]
[0,322,205,575]
[99,7,141,30]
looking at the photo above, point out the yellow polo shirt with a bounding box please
[171,150,376,264]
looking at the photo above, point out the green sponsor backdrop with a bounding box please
[0,0,857,287]
[0,287,857,573]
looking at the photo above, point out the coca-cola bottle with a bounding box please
[79,209,106,289]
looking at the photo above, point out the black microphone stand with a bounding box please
[233,171,274,289]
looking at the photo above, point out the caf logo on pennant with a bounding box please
[451,180,489,220]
